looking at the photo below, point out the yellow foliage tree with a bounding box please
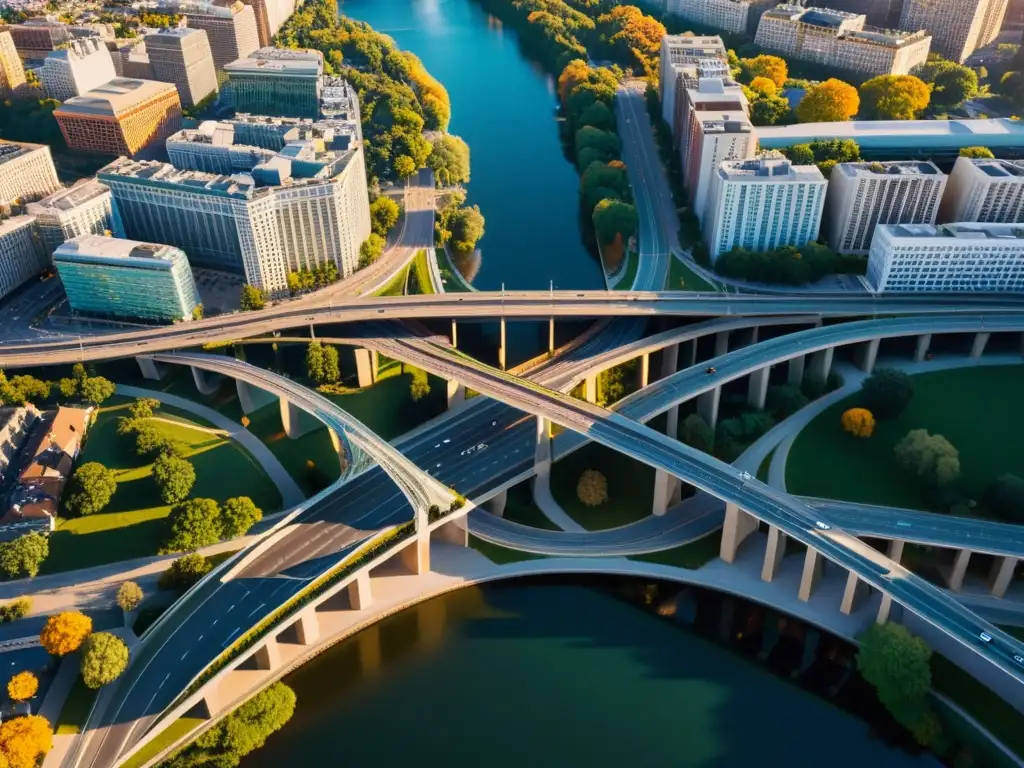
[841,408,876,438]
[859,75,930,120]
[39,611,92,657]
[749,76,778,97]
[577,469,609,507]
[0,714,52,768]
[6,672,37,702]
[741,55,788,88]
[796,78,860,123]
[557,59,591,106]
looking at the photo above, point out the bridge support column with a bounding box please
[446,379,466,409]
[989,556,1018,598]
[485,489,507,517]
[400,531,430,575]
[190,366,221,395]
[808,347,834,383]
[136,357,166,381]
[236,379,276,414]
[198,680,223,719]
[451,320,458,347]
[293,608,320,646]
[970,331,990,359]
[761,526,786,582]
[720,503,757,563]
[534,416,551,478]
[947,548,972,591]
[583,374,598,404]
[714,330,730,358]
[856,338,880,373]
[696,386,720,430]
[740,326,759,347]
[888,539,904,564]
[499,317,507,371]
[787,355,805,387]
[686,340,697,368]
[876,593,893,624]
[636,353,650,389]
[346,572,373,610]
[840,571,862,615]
[914,333,932,362]
[280,398,316,439]
[354,348,378,388]
[747,366,770,410]
[549,317,555,355]
[660,343,680,380]
[798,547,823,602]
[652,470,675,516]
[253,639,281,671]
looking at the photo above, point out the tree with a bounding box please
[158,552,212,591]
[0,598,31,623]
[163,498,223,553]
[135,424,174,458]
[579,100,614,131]
[64,462,117,516]
[796,79,859,122]
[448,205,485,253]
[409,367,431,401]
[0,533,49,579]
[116,581,144,613]
[592,198,637,247]
[221,497,263,539]
[239,284,266,311]
[0,714,52,768]
[426,135,470,185]
[765,384,808,419]
[914,57,978,107]
[859,75,930,120]
[680,413,714,453]
[856,623,935,743]
[741,54,787,87]
[750,94,792,126]
[152,453,196,505]
[79,376,115,405]
[580,160,630,212]
[577,469,608,506]
[749,76,777,96]
[841,407,876,438]
[393,154,417,179]
[39,611,92,656]
[129,397,160,419]
[7,671,38,702]
[960,145,994,158]
[80,632,129,689]
[861,368,914,418]
[305,340,325,383]
[369,195,400,237]
[894,429,960,487]
[359,233,386,267]
[983,474,1024,522]
[57,377,78,400]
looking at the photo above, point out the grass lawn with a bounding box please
[469,534,546,564]
[47,403,282,573]
[501,481,560,530]
[612,249,639,290]
[119,716,206,768]
[246,402,341,498]
[373,264,410,297]
[550,442,654,531]
[787,366,1024,512]
[407,249,435,295]
[629,531,722,570]
[55,677,97,735]
[667,255,718,292]
[436,247,471,292]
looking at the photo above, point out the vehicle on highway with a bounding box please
[1014,654,1024,665]
[814,521,831,531]
[738,471,752,481]
[705,366,716,374]
[980,632,993,643]
[461,443,488,456]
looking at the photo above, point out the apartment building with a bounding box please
[677,77,749,185]
[900,0,1006,62]
[664,0,777,35]
[0,215,45,302]
[26,179,120,255]
[239,0,299,46]
[40,38,117,102]
[158,0,259,70]
[225,47,323,119]
[658,35,730,143]
[0,20,71,60]
[228,113,362,151]
[939,157,1024,223]
[0,141,60,206]
[166,121,275,172]
[0,31,25,96]
[145,27,218,108]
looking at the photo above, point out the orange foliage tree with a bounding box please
[596,6,665,79]
[749,76,778,96]
[796,78,860,122]
[39,611,92,656]
[859,74,930,119]
[741,55,788,88]
[841,408,876,438]
[0,714,52,768]
[6,671,38,702]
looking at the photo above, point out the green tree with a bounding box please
[0,598,31,623]
[221,497,263,539]
[578,100,614,130]
[680,413,714,453]
[894,429,960,487]
[65,462,117,516]
[983,474,1024,522]
[592,198,637,247]
[959,145,994,158]
[409,367,431,402]
[449,205,485,253]
[0,532,48,579]
[914,57,978,107]
[163,498,223,553]
[116,581,144,613]
[750,94,792,126]
[80,632,129,689]
[152,453,196,505]
[322,344,340,384]
[426,135,471,185]
[239,284,267,311]
[784,143,815,165]
[305,340,325,383]
[795,78,859,122]
[135,424,175,458]
[129,398,160,420]
[57,378,78,400]
[861,368,914,418]
[79,376,114,405]
[369,195,400,236]
[393,154,417,179]
[859,74,930,119]
[765,384,809,419]
[157,552,212,591]
[359,233,386,267]
[579,161,630,212]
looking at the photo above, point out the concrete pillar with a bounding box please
[535,416,551,477]
[652,469,673,516]
[446,378,466,409]
[787,355,805,387]
[798,547,823,602]
[236,379,276,415]
[808,347,834,382]
[720,503,758,563]
[740,326,759,348]
[190,366,221,395]
[198,680,222,719]
[888,539,904,565]
[583,374,598,404]
[840,571,861,615]
[433,517,468,546]
[970,332,990,359]
[747,366,770,410]
[714,330,730,358]
[686,340,697,368]
[346,572,372,610]
[498,317,507,371]
[280,398,316,439]
[293,608,319,645]
[660,343,679,380]
[400,532,430,575]
[252,639,281,671]
[665,404,680,440]
[637,353,650,389]
[761,526,787,582]
[989,556,1018,598]
[451,320,458,348]
[696,386,721,429]
[136,357,165,381]
[354,348,378,388]
[485,489,507,517]
[914,333,932,363]
[876,593,893,624]
[656,405,683,510]
[856,338,880,373]
[548,317,555,354]
[948,548,972,591]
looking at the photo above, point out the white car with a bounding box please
[980,632,993,643]
[738,471,752,481]
[1013,654,1024,665]
[814,521,831,531]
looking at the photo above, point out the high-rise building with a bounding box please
[900,0,1006,62]
[54,78,182,159]
[225,47,324,119]
[0,21,72,60]
[239,0,299,46]
[157,0,259,70]
[658,36,730,142]
[704,154,827,258]
[0,31,25,96]
[26,179,120,255]
[664,0,777,35]
[677,77,748,178]
[867,222,1024,292]
[53,234,201,322]
[755,5,931,76]
[939,157,1024,223]
[826,161,947,254]
[0,215,45,302]
[0,141,60,206]
[106,39,156,79]
[40,38,117,102]
[145,28,218,108]
[166,121,276,172]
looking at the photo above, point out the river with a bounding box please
[243,582,940,767]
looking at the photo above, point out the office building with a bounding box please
[0,141,60,206]
[939,157,1024,224]
[26,179,120,255]
[683,100,756,222]
[867,222,1024,292]
[664,0,777,35]
[0,405,40,478]
[54,78,182,159]
[107,39,156,79]
[0,31,25,96]
[704,154,827,258]
[826,161,947,254]
[39,38,117,102]
[755,5,931,77]
[239,0,299,46]
[166,121,276,172]
[145,28,217,108]
[900,0,1006,62]
[677,77,749,177]
[658,35,730,142]
[158,0,259,70]
[225,47,323,119]
[0,215,45,301]
[53,234,201,322]
[69,23,117,42]
[0,21,71,60]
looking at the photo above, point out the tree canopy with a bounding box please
[152,453,196,505]
[983,474,1024,522]
[680,413,714,453]
[426,135,471,185]
[7,671,38,702]
[80,632,130,689]
[913,57,978,107]
[221,497,263,539]
[959,145,994,158]
[65,462,117,516]
[240,284,267,311]
[860,368,914,418]
[0,533,49,579]
[795,78,859,122]
[448,205,486,253]
[741,55,787,88]
[359,233,386,267]
[859,75,930,120]
[40,611,92,656]
[163,498,223,553]
[894,429,960,487]
[158,553,212,592]
[116,581,144,613]
[592,198,637,247]
[841,407,875,438]
[0,714,52,768]
[306,341,341,385]
[369,195,400,237]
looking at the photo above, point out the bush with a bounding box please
[765,384,808,419]
[158,552,212,592]
[0,598,31,623]
[841,408,875,438]
[39,611,92,656]
[116,581,144,613]
[7,671,38,701]
[894,429,960,487]
[64,462,117,516]
[0,532,49,579]
[576,469,608,506]
[861,368,914,419]
[80,632,129,689]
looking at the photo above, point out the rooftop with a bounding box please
[696,108,753,133]
[764,4,862,23]
[836,160,943,177]
[757,118,1024,148]
[886,222,1024,239]
[719,154,824,181]
[145,27,207,44]
[54,234,181,263]
[968,158,1024,178]
[0,215,37,238]
[56,78,178,117]
[0,139,46,164]
[44,36,105,60]
[27,179,111,215]
[225,46,322,75]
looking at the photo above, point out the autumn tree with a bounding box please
[427,135,471,186]
[796,79,859,122]
[358,233,386,267]
[221,497,263,539]
[894,429,960,487]
[859,75,930,119]
[741,54,787,88]
[152,453,195,505]
[557,59,591,106]
[577,469,608,506]
[0,532,49,579]
[592,198,637,256]
[749,76,777,96]
[40,611,92,656]
[7,671,38,701]
[116,581,144,613]
[841,407,875,438]
[960,145,994,158]
[595,5,665,77]
[0,714,52,768]
[239,284,266,312]
[80,632,129,689]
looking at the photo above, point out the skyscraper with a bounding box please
[40,38,117,102]
[0,215,45,302]
[899,0,1006,62]
[225,47,323,119]
[145,28,218,108]
[239,0,299,46]
[0,141,60,206]
[658,35,730,144]
[939,157,1024,223]
[26,179,120,255]
[0,31,25,97]
[160,0,259,70]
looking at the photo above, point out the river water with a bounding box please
[243,583,939,767]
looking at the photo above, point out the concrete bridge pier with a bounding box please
[739,326,759,348]
[190,366,222,396]
[253,638,282,671]
[970,332,990,359]
[446,378,466,409]
[887,539,905,564]
[947,548,972,591]
[660,343,679,380]
[636,352,650,389]
[685,340,697,368]
[400,531,431,575]
[787,355,805,387]
[989,556,1018,598]
[696,386,721,429]
[292,608,320,646]
[840,571,863,615]
[236,379,276,414]
[534,416,551,476]
[354,348,378,388]
[583,374,598,404]
[136,357,166,381]
[548,317,555,355]
[914,333,932,362]
[499,317,507,371]
[747,366,770,410]
[713,330,730,358]
[856,338,880,373]
[451,320,458,347]
[485,489,507,517]
[798,547,823,602]
[346,572,373,610]
[652,470,675,516]
[280,398,317,439]
[876,593,893,624]
[720,503,758,563]
[433,516,468,547]
[197,680,223,719]
[807,347,834,383]
[761,526,787,582]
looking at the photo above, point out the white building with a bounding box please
[664,0,777,35]
[826,161,947,254]
[0,215,45,301]
[40,37,117,102]
[939,157,1024,224]
[684,103,756,224]
[900,0,1006,62]
[167,121,277,173]
[658,35,729,138]
[755,5,931,77]
[26,179,120,255]
[0,140,60,207]
[704,154,827,258]
[867,222,1024,292]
